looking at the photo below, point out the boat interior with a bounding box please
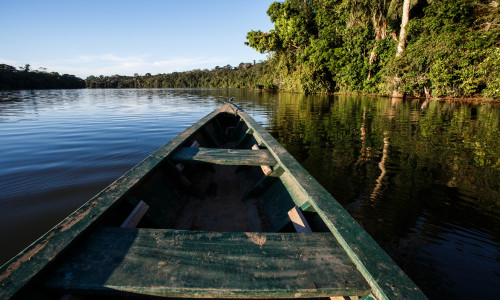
[15,109,373,300]
[104,111,331,234]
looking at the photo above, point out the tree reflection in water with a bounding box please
[266,93,500,299]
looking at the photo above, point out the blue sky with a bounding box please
[0,0,275,78]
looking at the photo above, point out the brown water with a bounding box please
[0,89,499,299]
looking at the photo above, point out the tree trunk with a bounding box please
[367,15,387,81]
[392,0,412,97]
[396,0,411,57]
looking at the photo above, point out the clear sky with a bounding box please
[0,0,275,78]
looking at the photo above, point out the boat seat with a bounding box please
[171,147,277,166]
[44,227,371,298]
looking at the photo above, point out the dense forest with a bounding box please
[85,62,276,90]
[0,64,85,90]
[86,0,499,100]
[244,0,500,98]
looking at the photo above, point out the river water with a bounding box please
[0,89,499,298]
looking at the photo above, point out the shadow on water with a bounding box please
[0,89,499,299]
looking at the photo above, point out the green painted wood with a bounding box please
[44,227,371,298]
[170,147,277,166]
[361,292,378,300]
[235,107,427,299]
[0,104,237,299]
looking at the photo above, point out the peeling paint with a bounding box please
[245,233,266,248]
[0,231,55,281]
[59,207,93,232]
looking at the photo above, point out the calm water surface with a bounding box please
[0,89,499,299]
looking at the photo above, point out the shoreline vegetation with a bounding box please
[1,1,499,102]
[0,64,85,90]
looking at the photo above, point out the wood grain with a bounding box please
[44,227,371,298]
[171,147,277,166]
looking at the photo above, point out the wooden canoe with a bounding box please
[0,103,427,299]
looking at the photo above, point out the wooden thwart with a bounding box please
[171,147,276,166]
[44,228,371,298]
[121,200,149,228]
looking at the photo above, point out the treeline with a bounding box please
[85,62,276,90]
[245,0,500,99]
[0,64,85,90]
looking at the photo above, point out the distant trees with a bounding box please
[84,62,277,90]
[0,64,85,90]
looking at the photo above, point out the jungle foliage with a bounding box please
[0,64,85,90]
[245,0,500,98]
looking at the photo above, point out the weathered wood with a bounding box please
[360,292,377,299]
[291,210,362,300]
[171,147,277,166]
[120,200,149,228]
[45,228,371,298]
[252,144,273,176]
[236,107,427,299]
[288,206,312,233]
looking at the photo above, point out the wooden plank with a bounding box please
[252,144,273,176]
[236,107,427,299]
[120,200,149,228]
[0,104,237,300]
[288,206,312,233]
[44,228,371,298]
[171,147,277,166]
[287,209,364,300]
